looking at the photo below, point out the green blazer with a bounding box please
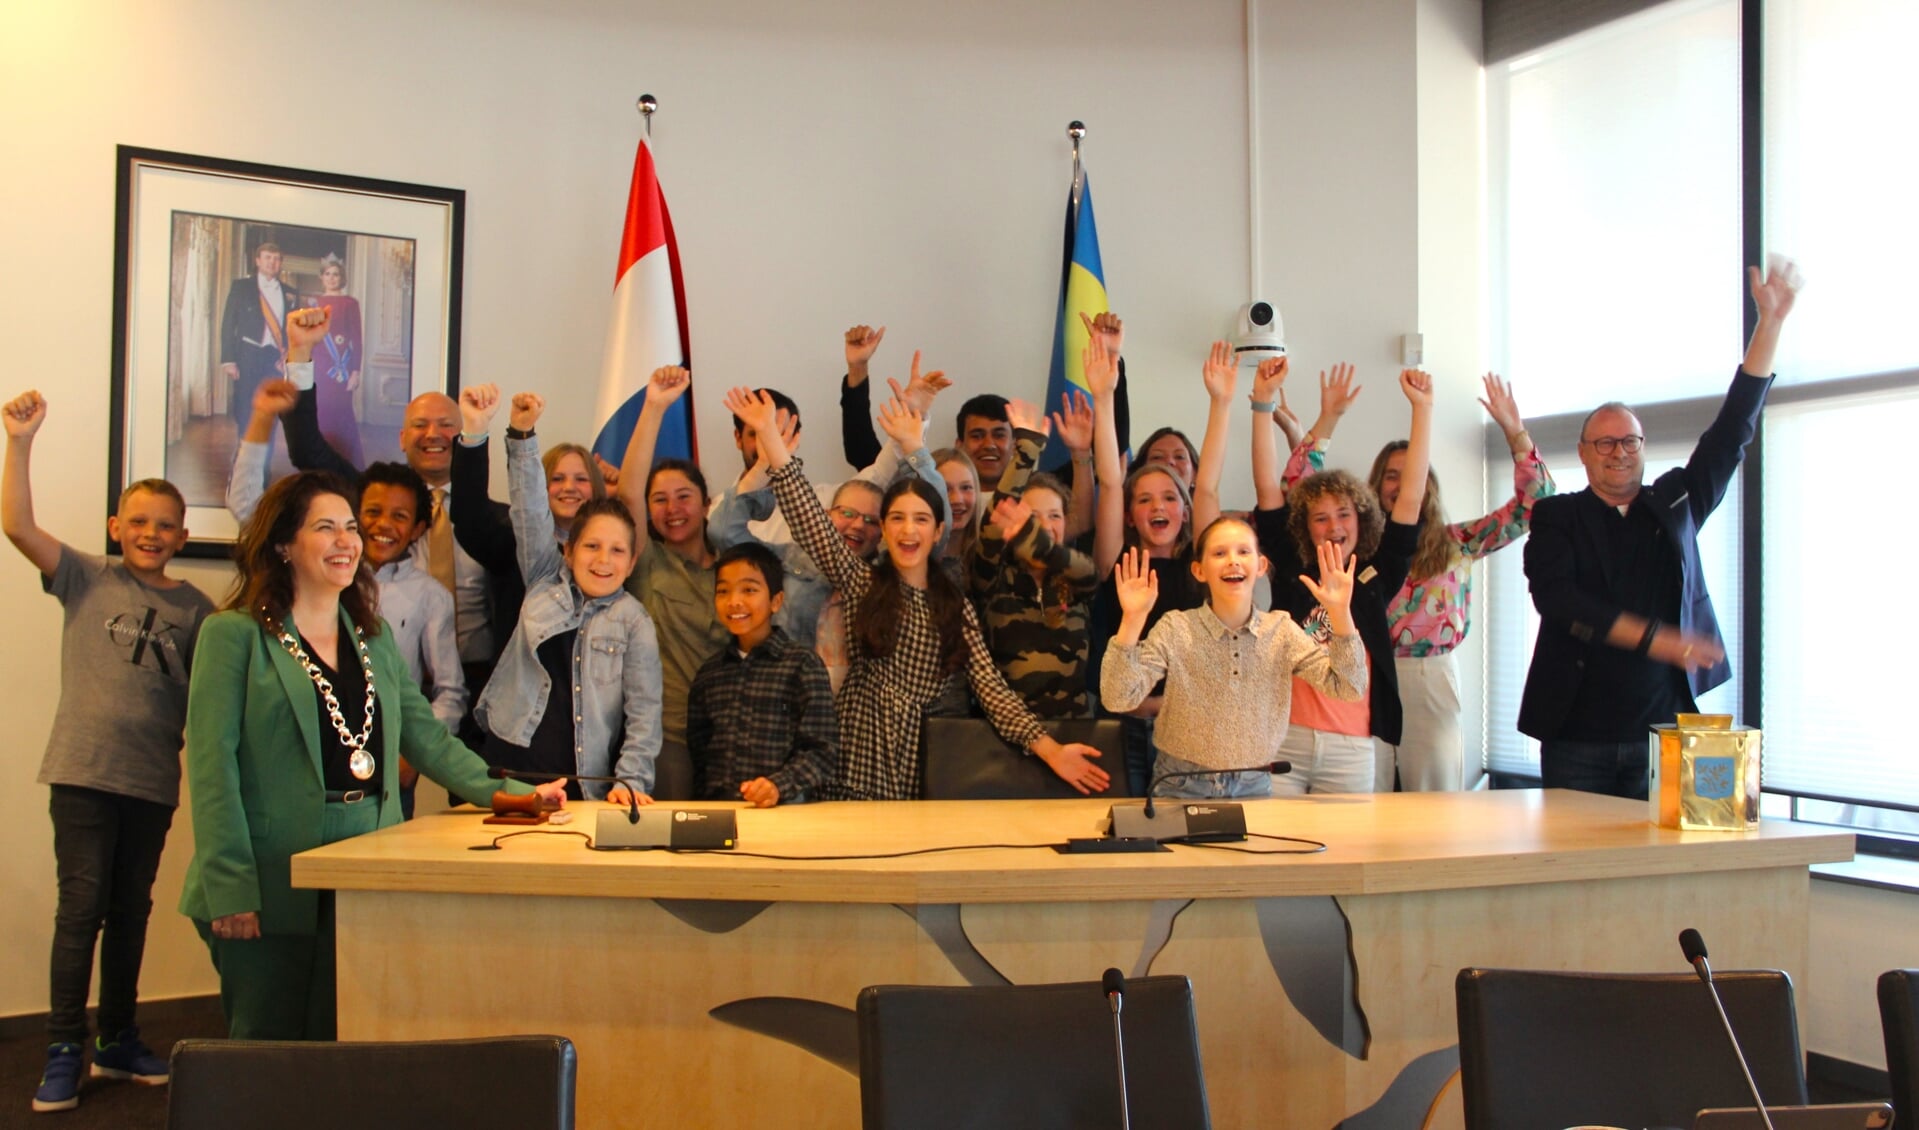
[178,607,528,934]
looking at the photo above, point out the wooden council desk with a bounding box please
[293,789,1851,1129]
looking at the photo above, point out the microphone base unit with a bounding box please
[592,808,739,850]
[1107,802,1248,844]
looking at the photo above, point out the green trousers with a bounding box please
[195,799,380,1040]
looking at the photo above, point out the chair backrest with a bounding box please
[1879,969,1919,1130]
[166,1035,576,1130]
[857,975,1209,1130]
[920,716,1132,800]
[1455,968,1808,1130]
[652,739,694,800]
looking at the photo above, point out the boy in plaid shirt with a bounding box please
[687,543,838,805]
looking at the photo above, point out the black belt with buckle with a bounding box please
[324,789,374,804]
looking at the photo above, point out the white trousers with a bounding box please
[1273,725,1376,795]
[1373,652,1468,792]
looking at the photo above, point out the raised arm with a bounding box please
[1053,391,1096,541]
[1194,340,1238,529]
[1248,357,1292,511]
[997,397,1048,498]
[1082,318,1126,579]
[1454,374,1555,559]
[2,391,60,574]
[447,384,521,579]
[280,307,358,480]
[615,366,692,550]
[225,379,300,526]
[1389,369,1434,527]
[1305,362,1362,445]
[1741,256,1803,380]
[872,386,949,529]
[840,324,886,469]
[1099,548,1168,712]
[502,393,564,586]
[734,386,870,597]
[1291,542,1369,702]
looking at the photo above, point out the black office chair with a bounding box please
[1879,969,1919,1130]
[166,1034,576,1130]
[920,716,1132,800]
[857,975,1209,1129]
[1455,968,1808,1130]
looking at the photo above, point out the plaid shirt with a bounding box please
[686,628,838,802]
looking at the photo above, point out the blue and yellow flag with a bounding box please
[1042,173,1126,467]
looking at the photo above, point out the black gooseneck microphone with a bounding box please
[1102,968,1131,1130]
[1679,928,1776,1130]
[1143,760,1292,817]
[487,765,645,823]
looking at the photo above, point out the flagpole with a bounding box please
[1067,120,1086,205]
[637,93,657,138]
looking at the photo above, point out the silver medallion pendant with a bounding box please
[349,749,376,781]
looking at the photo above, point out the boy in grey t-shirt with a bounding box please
[4,391,214,1113]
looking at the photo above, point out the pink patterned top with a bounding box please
[1387,449,1554,657]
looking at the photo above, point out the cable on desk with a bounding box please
[1183,832,1328,855]
[661,842,1064,861]
[469,829,596,851]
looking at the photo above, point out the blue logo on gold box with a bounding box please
[1694,756,1736,799]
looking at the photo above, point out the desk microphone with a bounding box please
[1096,761,1291,847]
[486,765,644,823]
[1679,928,1775,1130]
[1102,968,1131,1130]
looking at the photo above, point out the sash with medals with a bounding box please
[258,290,289,375]
[319,327,354,384]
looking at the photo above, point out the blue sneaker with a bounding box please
[32,1043,82,1112]
[90,1027,168,1085]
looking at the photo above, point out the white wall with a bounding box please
[0,0,1483,1019]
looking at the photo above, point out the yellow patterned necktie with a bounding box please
[427,487,457,596]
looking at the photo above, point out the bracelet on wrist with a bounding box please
[1250,399,1278,414]
[1634,619,1661,657]
[504,425,535,441]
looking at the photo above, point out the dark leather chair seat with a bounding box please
[1879,969,1919,1129]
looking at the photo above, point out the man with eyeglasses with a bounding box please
[1517,258,1803,799]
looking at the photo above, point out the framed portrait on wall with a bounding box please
[109,145,464,556]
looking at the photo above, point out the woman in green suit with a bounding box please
[179,470,565,1039]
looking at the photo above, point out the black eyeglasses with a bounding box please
[832,507,881,529]
[1584,435,1644,455]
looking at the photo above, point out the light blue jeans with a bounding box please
[1151,751,1275,800]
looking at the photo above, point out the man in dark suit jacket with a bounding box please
[219,242,296,428]
[1518,259,1802,799]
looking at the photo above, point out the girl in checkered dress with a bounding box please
[726,385,1110,800]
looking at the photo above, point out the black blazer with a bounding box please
[1517,368,1771,741]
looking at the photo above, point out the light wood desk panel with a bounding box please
[296,790,1851,1129]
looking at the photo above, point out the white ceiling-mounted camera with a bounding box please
[1234,301,1286,361]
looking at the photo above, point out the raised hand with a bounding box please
[1298,539,1357,618]
[1079,311,1120,396]
[1202,340,1238,403]
[876,391,926,453]
[990,495,1033,538]
[1252,355,1290,405]
[252,379,300,419]
[1113,547,1160,618]
[898,350,950,416]
[3,390,47,439]
[595,454,621,491]
[723,386,780,443]
[1087,310,1125,358]
[1005,396,1050,436]
[460,383,502,436]
[1750,255,1804,323]
[508,393,545,432]
[646,365,692,410]
[1051,391,1094,454]
[1273,389,1304,447]
[284,306,330,358]
[1399,368,1434,409]
[1477,373,1525,437]
[845,324,886,370]
[1319,363,1361,421]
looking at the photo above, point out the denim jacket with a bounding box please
[473,434,662,797]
